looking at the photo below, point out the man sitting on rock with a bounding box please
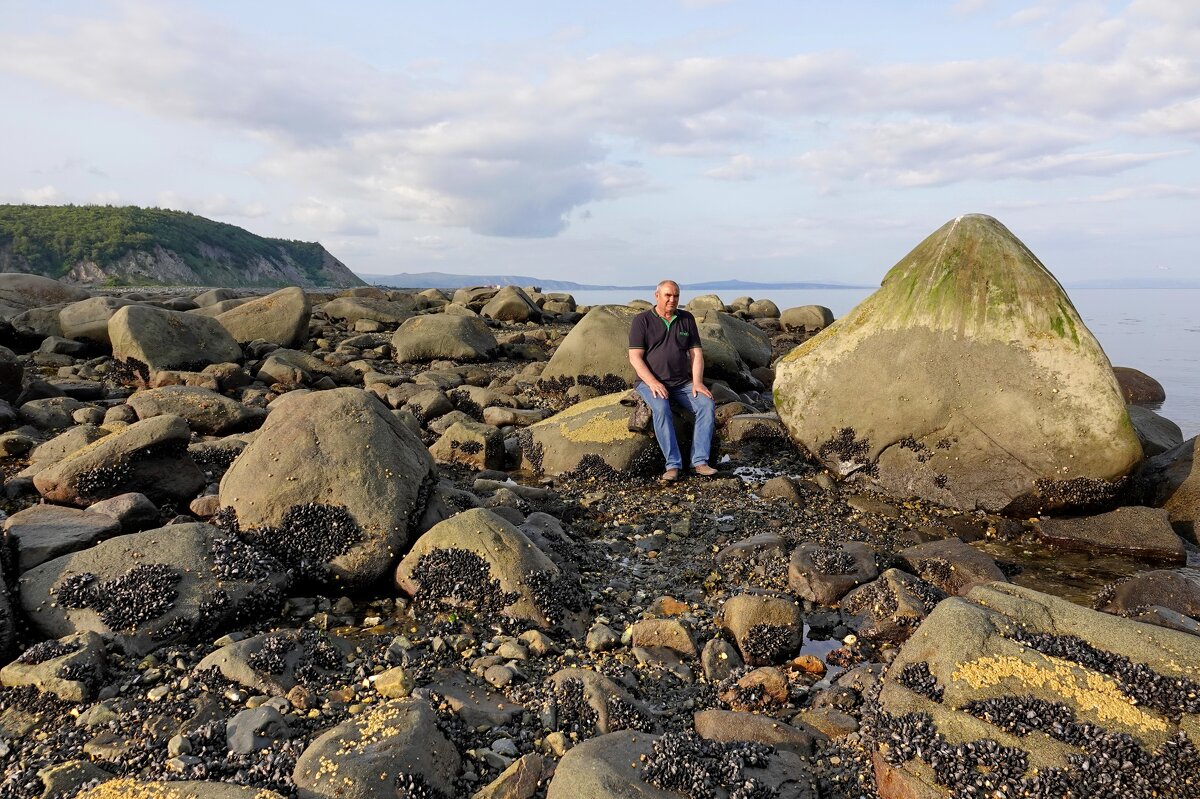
[628,279,717,483]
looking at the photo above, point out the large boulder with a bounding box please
[0,274,89,319]
[213,286,310,347]
[1128,405,1184,457]
[697,322,755,389]
[319,296,416,325]
[219,388,436,586]
[395,508,581,631]
[3,504,122,572]
[1140,437,1200,543]
[292,698,460,799]
[774,214,1142,514]
[1113,366,1166,405]
[538,305,640,394]
[127,385,266,435]
[1034,505,1185,564]
[518,392,662,477]
[699,310,773,369]
[546,730,813,799]
[76,780,286,799]
[58,296,137,346]
[390,314,498,363]
[109,304,242,373]
[32,414,205,507]
[874,582,1200,798]
[780,305,834,331]
[18,522,289,655]
[481,285,542,322]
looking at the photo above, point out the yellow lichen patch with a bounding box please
[77,779,185,799]
[952,655,1168,732]
[559,409,631,444]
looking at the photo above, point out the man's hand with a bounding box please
[647,379,669,399]
[691,381,713,399]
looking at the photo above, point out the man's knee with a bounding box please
[692,394,715,417]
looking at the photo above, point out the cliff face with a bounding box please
[48,244,363,288]
[0,205,366,289]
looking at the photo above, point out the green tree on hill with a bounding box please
[0,204,337,286]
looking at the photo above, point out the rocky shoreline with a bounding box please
[0,217,1199,799]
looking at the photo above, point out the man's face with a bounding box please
[655,284,680,315]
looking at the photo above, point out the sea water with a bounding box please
[571,287,1200,440]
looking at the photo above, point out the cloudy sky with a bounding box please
[2,0,1198,286]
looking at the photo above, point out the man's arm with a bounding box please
[629,348,668,398]
[690,347,712,399]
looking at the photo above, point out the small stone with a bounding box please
[375,667,415,699]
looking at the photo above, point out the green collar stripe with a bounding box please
[659,314,677,330]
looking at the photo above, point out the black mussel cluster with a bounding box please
[54,563,181,632]
[810,547,857,576]
[743,623,796,665]
[547,677,599,736]
[641,730,775,799]
[896,661,944,702]
[411,547,519,618]
[15,639,81,665]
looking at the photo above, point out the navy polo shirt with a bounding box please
[628,308,702,387]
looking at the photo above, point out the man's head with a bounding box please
[654,280,680,317]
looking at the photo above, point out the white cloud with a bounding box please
[284,198,378,237]
[156,192,269,220]
[91,191,121,205]
[705,154,760,181]
[2,0,1199,241]
[21,185,59,203]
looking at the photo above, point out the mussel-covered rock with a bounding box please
[874,582,1200,799]
[19,522,289,655]
[219,388,436,587]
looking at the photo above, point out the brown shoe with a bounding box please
[660,468,680,483]
[692,463,718,477]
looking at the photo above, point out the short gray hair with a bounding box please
[656,279,679,293]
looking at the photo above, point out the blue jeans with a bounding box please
[635,382,716,471]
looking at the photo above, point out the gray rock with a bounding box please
[226,705,293,754]
[127,386,265,435]
[59,296,136,346]
[395,508,579,632]
[292,698,460,799]
[780,305,834,331]
[0,346,23,404]
[544,668,656,736]
[1035,505,1186,564]
[897,538,1009,596]
[320,296,416,326]
[3,504,122,572]
[110,304,242,373]
[18,523,289,655]
[481,285,542,323]
[519,393,661,477]
[788,541,879,605]
[1,632,107,702]
[18,397,85,431]
[1128,404,1184,457]
[220,388,435,587]
[429,420,505,471]
[719,592,804,665]
[693,708,821,755]
[0,274,89,320]
[75,779,288,799]
[876,583,1200,798]
[17,424,110,479]
[538,305,640,392]
[196,629,348,696]
[1140,436,1200,544]
[33,414,205,507]
[84,492,160,533]
[214,286,310,347]
[1093,568,1200,622]
[842,568,946,644]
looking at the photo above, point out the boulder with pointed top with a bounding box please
[774,214,1142,514]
